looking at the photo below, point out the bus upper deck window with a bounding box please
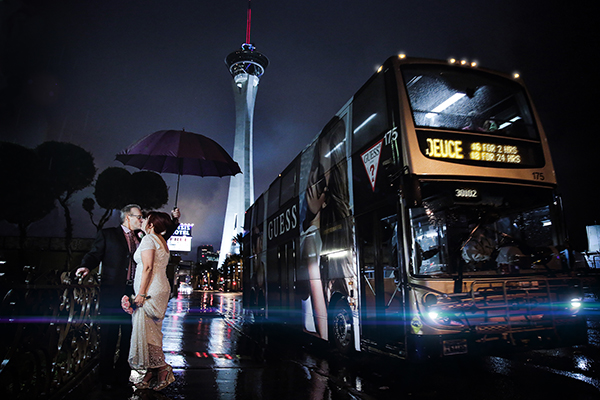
[352,72,391,152]
[402,65,539,140]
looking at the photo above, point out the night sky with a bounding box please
[1,0,598,255]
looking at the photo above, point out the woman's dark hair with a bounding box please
[146,211,172,234]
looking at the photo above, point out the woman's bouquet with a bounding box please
[121,294,152,314]
[121,294,136,314]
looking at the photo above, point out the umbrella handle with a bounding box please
[175,173,180,207]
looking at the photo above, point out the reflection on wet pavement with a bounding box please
[64,289,600,400]
[119,291,347,400]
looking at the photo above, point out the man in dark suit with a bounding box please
[77,204,143,391]
[76,204,180,392]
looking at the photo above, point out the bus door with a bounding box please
[357,209,405,349]
[277,241,295,316]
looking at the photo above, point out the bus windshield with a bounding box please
[402,65,538,140]
[410,182,563,277]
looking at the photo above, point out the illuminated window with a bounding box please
[403,65,538,140]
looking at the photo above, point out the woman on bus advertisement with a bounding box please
[299,117,353,339]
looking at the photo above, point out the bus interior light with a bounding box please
[353,113,377,133]
[499,116,522,130]
[324,139,346,158]
[426,93,466,118]
[570,298,582,309]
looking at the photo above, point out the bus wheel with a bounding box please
[330,301,353,354]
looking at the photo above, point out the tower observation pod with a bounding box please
[218,43,268,269]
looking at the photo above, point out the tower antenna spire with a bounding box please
[246,0,252,44]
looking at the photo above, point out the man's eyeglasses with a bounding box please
[129,214,144,220]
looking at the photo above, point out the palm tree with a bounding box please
[232,232,245,254]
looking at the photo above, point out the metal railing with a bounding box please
[0,267,100,399]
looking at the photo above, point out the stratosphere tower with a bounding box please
[218,4,268,268]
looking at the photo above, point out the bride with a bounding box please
[129,211,175,391]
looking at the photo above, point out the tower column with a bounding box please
[219,44,268,268]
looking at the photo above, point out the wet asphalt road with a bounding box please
[65,290,600,400]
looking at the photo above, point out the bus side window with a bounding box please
[255,194,265,228]
[352,71,391,153]
[267,178,281,218]
[280,162,297,206]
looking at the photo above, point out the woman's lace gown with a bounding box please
[128,233,171,371]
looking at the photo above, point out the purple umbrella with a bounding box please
[116,129,241,206]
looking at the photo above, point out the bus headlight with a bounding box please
[419,292,464,327]
[425,310,461,327]
[570,298,582,309]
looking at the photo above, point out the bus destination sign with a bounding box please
[417,131,543,168]
[425,138,521,164]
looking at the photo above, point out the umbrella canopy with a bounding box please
[116,129,241,206]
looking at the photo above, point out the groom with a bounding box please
[77,204,180,391]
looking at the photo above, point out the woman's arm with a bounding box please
[134,247,156,307]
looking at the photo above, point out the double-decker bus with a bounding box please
[242,55,587,360]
